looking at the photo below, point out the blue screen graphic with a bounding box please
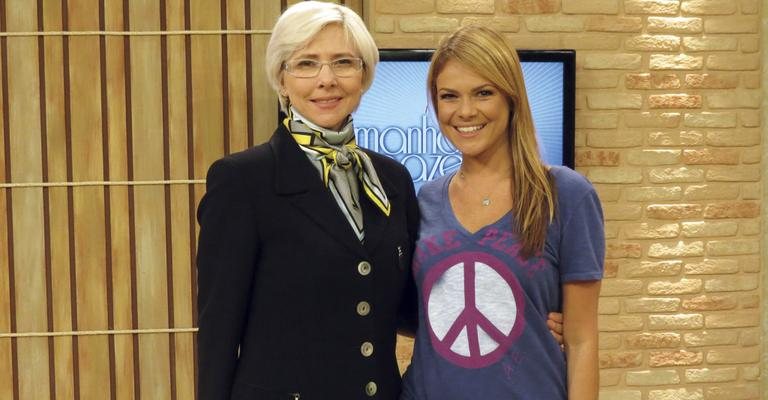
[354,60,565,191]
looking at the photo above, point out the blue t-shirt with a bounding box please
[401,166,604,400]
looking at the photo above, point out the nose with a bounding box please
[316,63,337,87]
[457,98,477,119]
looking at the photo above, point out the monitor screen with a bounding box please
[352,49,575,191]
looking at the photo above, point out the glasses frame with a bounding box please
[283,57,364,78]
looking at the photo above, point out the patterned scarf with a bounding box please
[286,108,390,241]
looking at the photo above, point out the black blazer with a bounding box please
[196,124,419,400]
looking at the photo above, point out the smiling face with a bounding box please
[280,24,364,131]
[434,59,512,161]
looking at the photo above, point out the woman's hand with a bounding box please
[547,312,564,346]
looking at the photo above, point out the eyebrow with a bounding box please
[291,52,357,59]
[438,84,496,92]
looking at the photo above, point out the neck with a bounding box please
[458,152,513,180]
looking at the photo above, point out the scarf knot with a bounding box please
[285,108,391,241]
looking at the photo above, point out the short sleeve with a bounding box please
[559,186,605,282]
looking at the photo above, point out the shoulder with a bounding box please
[417,174,450,204]
[204,142,273,187]
[549,165,596,200]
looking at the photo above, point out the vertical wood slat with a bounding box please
[183,0,200,395]
[96,1,119,399]
[6,1,50,399]
[190,0,224,175]
[60,0,82,398]
[35,0,57,398]
[67,0,112,397]
[226,0,248,154]
[102,2,136,399]
[129,0,173,399]
[0,4,16,398]
[159,2,178,399]
[189,2,224,337]
[252,1,280,144]
[40,2,74,400]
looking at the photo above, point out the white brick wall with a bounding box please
[371,0,765,397]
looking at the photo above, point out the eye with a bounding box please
[294,59,317,68]
[333,58,354,66]
[477,89,495,97]
[438,92,457,101]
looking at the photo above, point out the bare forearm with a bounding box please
[562,280,601,400]
[566,340,598,400]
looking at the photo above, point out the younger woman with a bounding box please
[402,25,604,400]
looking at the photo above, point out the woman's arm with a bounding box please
[563,280,601,400]
[197,158,259,400]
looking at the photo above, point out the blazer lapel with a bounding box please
[271,125,366,257]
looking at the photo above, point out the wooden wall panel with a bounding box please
[190,1,224,174]
[1,0,294,398]
[226,1,250,154]
[68,0,113,393]
[41,3,77,397]
[0,338,13,400]
[7,1,50,398]
[0,5,15,395]
[253,1,280,144]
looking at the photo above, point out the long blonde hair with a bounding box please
[428,25,556,258]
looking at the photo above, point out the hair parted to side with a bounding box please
[265,1,379,112]
[427,25,557,258]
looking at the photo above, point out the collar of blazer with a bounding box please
[269,124,400,254]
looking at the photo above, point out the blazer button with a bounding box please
[357,261,372,276]
[365,381,377,397]
[356,301,371,316]
[360,341,374,357]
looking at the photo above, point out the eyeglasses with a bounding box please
[283,58,364,78]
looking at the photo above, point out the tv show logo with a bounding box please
[356,114,461,188]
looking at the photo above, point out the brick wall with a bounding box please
[371,0,765,398]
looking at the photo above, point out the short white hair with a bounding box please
[265,1,379,112]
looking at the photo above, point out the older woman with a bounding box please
[196,2,418,399]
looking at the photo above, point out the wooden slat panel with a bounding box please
[0,55,11,396]
[191,0,224,179]
[104,1,129,182]
[11,190,49,400]
[113,333,135,400]
[190,0,224,258]
[173,331,195,400]
[162,7,195,397]
[252,0,280,144]
[0,338,13,400]
[253,35,276,145]
[226,0,249,153]
[42,3,77,394]
[129,2,173,399]
[170,186,194,399]
[0,10,9,332]
[166,0,189,180]
[67,0,111,398]
[103,5,136,399]
[253,0,281,29]
[6,1,51,398]
[165,0,194,370]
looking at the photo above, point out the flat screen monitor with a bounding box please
[352,49,575,191]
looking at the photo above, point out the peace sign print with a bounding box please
[423,251,526,369]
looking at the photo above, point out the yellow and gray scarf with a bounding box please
[286,108,390,241]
